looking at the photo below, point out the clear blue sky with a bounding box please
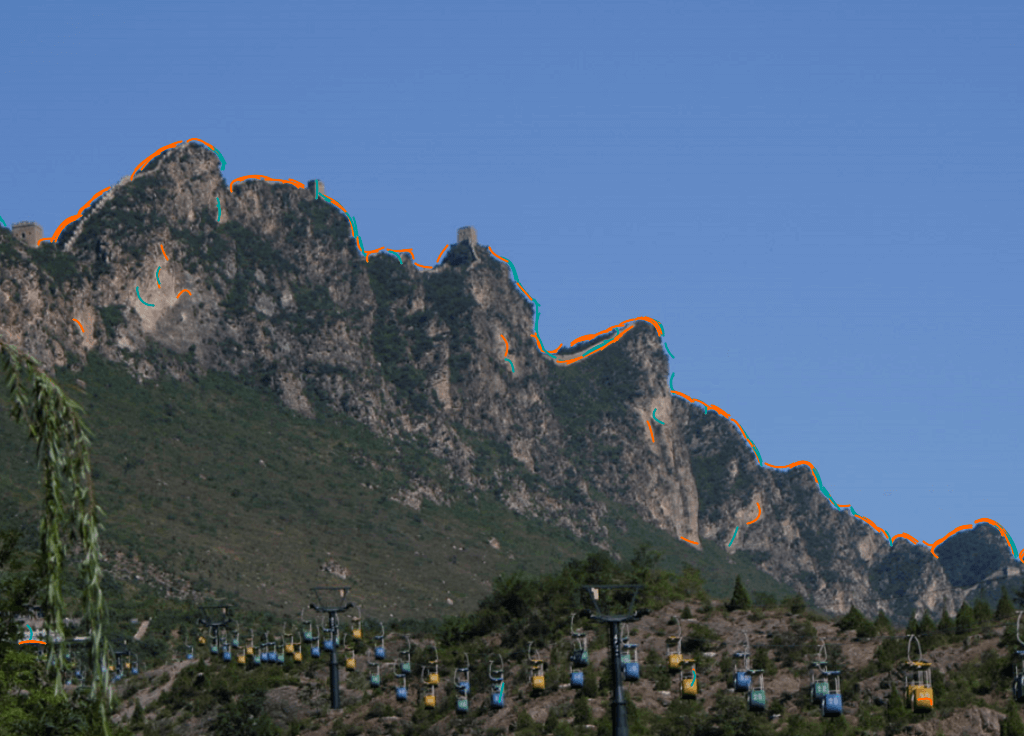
[3,2,1022,560]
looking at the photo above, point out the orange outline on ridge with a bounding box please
[35,141,1022,567]
[647,420,655,443]
[679,536,700,547]
[72,318,85,333]
[500,334,509,357]
[131,141,182,180]
[37,187,111,246]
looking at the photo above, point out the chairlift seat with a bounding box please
[303,632,314,643]
[222,650,231,662]
[682,674,698,699]
[246,646,255,656]
[311,645,320,658]
[428,671,440,685]
[623,662,640,681]
[352,628,362,640]
[669,653,684,671]
[491,691,504,709]
[748,689,766,711]
[285,643,295,654]
[424,694,436,709]
[345,656,356,671]
[570,671,585,689]
[400,661,412,675]
[812,681,829,703]
[293,651,303,663]
[823,693,843,717]
[237,654,246,666]
[374,646,386,660]
[456,696,469,714]
[734,671,751,692]
[532,674,546,691]
[323,639,335,651]
[396,686,408,701]
[370,673,381,688]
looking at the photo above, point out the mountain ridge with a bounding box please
[0,140,1019,623]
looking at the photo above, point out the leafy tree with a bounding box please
[836,606,876,638]
[996,587,1016,620]
[1003,699,1024,736]
[783,594,807,615]
[752,647,776,676]
[726,576,751,612]
[956,600,976,635]
[0,340,109,730]
[974,597,993,625]
[678,563,707,602]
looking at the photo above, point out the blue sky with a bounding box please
[3,2,1022,561]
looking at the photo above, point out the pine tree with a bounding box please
[974,597,993,625]
[875,610,893,633]
[938,609,955,636]
[919,611,936,633]
[956,600,976,635]
[727,576,751,612]
[997,587,1016,621]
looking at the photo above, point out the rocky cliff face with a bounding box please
[1,142,1016,621]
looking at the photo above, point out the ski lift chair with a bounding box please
[680,659,698,699]
[904,635,933,713]
[490,655,506,709]
[455,653,471,714]
[747,669,767,712]
[822,670,843,717]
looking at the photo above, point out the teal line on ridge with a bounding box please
[0,215,6,228]
[664,343,675,359]
[752,446,763,465]
[213,148,226,170]
[652,409,665,425]
[155,266,161,285]
[216,197,221,222]
[506,260,520,283]
[669,372,675,391]
[136,286,154,307]
[580,329,618,358]
[504,358,515,372]
[386,250,403,263]
[728,527,739,547]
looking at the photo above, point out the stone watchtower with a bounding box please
[457,226,477,247]
[12,221,43,246]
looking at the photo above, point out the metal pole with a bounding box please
[609,621,628,736]
[328,612,340,710]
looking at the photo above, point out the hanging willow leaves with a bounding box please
[0,340,110,728]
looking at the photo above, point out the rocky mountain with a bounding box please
[0,141,1018,622]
